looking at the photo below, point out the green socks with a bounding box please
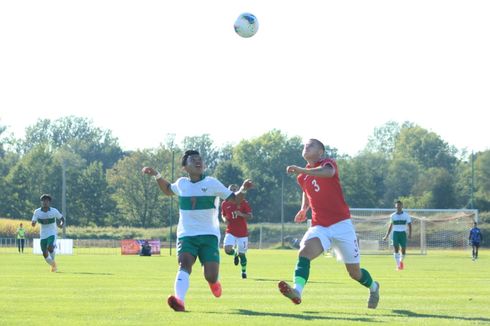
[358,268,373,288]
[239,253,247,272]
[294,256,310,288]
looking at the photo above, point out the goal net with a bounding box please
[351,208,479,255]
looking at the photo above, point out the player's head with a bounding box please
[228,184,239,192]
[474,221,477,227]
[40,194,52,208]
[20,223,23,227]
[395,200,403,211]
[182,150,204,175]
[302,138,325,161]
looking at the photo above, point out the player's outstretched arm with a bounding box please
[141,167,174,196]
[287,164,335,178]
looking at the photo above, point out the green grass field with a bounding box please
[1,250,489,326]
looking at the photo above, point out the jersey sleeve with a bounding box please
[212,178,233,200]
[32,210,38,222]
[241,200,252,214]
[406,214,412,223]
[170,178,181,196]
[55,208,63,219]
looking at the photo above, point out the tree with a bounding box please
[339,153,389,207]
[365,121,408,157]
[394,125,457,171]
[108,148,178,227]
[233,130,304,222]
[71,162,117,226]
[21,116,123,169]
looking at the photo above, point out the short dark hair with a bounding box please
[309,139,325,152]
[40,194,52,201]
[181,150,200,166]
[395,200,403,205]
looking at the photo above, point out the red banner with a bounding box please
[121,239,161,255]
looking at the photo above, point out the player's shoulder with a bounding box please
[320,157,336,167]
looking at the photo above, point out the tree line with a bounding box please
[0,116,488,228]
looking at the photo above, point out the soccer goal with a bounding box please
[350,208,479,255]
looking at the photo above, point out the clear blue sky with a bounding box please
[1,0,489,155]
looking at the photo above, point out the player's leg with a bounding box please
[199,235,222,298]
[398,232,407,269]
[393,233,401,269]
[223,233,239,265]
[472,243,476,260]
[475,243,479,259]
[47,236,57,272]
[333,219,380,309]
[237,237,248,278]
[21,239,25,253]
[40,237,55,268]
[17,239,21,253]
[168,237,198,311]
[279,226,326,304]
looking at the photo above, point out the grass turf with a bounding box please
[0,249,489,325]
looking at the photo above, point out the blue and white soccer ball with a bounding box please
[234,13,259,38]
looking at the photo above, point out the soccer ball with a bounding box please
[234,13,259,38]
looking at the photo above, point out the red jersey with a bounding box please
[297,158,351,227]
[221,199,252,237]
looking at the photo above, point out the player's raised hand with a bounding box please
[241,179,254,190]
[142,166,158,176]
[294,209,307,223]
[287,165,303,175]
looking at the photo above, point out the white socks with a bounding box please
[370,281,379,292]
[175,270,190,302]
[45,255,54,266]
[394,253,400,266]
[294,284,304,295]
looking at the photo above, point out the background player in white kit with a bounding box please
[31,194,64,272]
[383,200,412,270]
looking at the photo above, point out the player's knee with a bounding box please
[204,271,218,283]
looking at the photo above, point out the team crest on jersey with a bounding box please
[201,187,208,192]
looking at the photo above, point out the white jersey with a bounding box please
[390,211,412,232]
[170,176,233,239]
[32,207,63,239]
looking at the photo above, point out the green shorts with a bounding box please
[177,235,220,264]
[40,235,56,252]
[392,231,407,248]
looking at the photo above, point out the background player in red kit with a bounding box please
[221,184,253,279]
[278,139,380,309]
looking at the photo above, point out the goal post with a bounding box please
[350,208,479,255]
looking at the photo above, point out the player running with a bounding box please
[31,194,64,272]
[221,184,253,279]
[383,200,412,270]
[278,139,380,309]
[142,150,253,312]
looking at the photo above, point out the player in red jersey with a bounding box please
[221,184,253,279]
[278,139,380,309]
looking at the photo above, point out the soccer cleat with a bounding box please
[399,261,404,270]
[278,281,301,304]
[209,281,222,298]
[242,272,247,279]
[51,261,58,273]
[368,281,380,309]
[234,254,239,266]
[167,295,185,312]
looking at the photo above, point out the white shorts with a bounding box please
[300,219,360,264]
[223,233,248,254]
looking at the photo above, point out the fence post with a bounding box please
[259,224,263,250]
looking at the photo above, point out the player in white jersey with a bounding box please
[142,150,253,312]
[31,194,64,272]
[383,200,412,270]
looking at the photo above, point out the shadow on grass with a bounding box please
[250,278,335,284]
[392,310,490,323]
[57,271,114,276]
[206,309,379,323]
